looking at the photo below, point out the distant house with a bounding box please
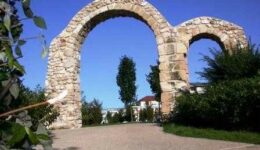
[101,96,160,123]
[190,82,207,94]
[101,108,121,124]
[131,96,160,122]
[138,96,159,111]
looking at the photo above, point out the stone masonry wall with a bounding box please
[46,0,247,129]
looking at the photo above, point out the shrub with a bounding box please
[112,112,120,123]
[118,109,125,123]
[139,109,147,122]
[199,44,260,83]
[125,105,135,122]
[81,99,103,125]
[108,111,124,124]
[139,106,154,122]
[106,111,112,123]
[15,85,59,129]
[173,77,260,132]
[146,106,154,122]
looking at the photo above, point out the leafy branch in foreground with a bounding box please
[0,0,53,149]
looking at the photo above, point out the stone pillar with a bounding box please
[46,35,83,129]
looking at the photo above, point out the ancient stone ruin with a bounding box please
[45,0,247,129]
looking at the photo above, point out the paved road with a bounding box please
[46,124,259,150]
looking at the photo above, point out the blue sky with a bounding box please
[19,0,260,108]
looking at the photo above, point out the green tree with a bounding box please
[139,109,146,122]
[116,55,137,107]
[112,112,120,123]
[125,105,135,122]
[106,111,112,123]
[199,44,260,83]
[146,61,162,120]
[173,76,260,131]
[173,43,260,132]
[0,0,50,149]
[81,98,103,125]
[146,61,162,102]
[16,85,59,130]
[146,105,154,122]
[139,104,154,122]
[118,109,125,122]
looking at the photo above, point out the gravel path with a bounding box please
[46,124,259,150]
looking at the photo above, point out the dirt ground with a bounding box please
[40,123,260,150]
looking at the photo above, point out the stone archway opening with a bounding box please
[46,0,175,129]
[188,38,222,83]
[189,33,225,50]
[80,16,158,110]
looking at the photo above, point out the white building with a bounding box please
[101,96,160,123]
[101,108,121,124]
[132,96,160,122]
[138,96,160,111]
[189,83,207,94]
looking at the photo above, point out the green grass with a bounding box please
[163,124,260,144]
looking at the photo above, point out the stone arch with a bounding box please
[174,16,247,83]
[46,0,176,129]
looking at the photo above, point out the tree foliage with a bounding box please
[81,99,103,126]
[173,77,260,132]
[16,85,59,129]
[0,0,50,149]
[106,110,124,124]
[172,43,260,132]
[125,105,135,122]
[199,44,260,83]
[139,105,154,122]
[116,55,137,107]
[146,61,161,102]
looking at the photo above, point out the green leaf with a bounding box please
[41,46,49,58]
[22,5,33,18]
[37,134,49,140]
[0,2,11,14]
[15,46,22,57]
[4,14,11,31]
[9,82,19,99]
[25,127,40,145]
[3,94,12,106]
[5,47,14,67]
[8,124,26,146]
[0,145,8,150]
[0,52,7,62]
[36,123,48,135]
[1,79,10,86]
[0,72,8,81]
[36,124,53,150]
[33,16,47,29]
[18,40,26,46]
[16,111,32,128]
[13,61,25,74]
[22,0,30,7]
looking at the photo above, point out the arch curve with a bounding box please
[46,3,248,129]
[46,0,175,129]
[176,16,247,49]
[58,0,173,46]
[189,33,225,50]
[172,17,247,83]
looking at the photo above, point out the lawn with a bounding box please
[163,124,260,144]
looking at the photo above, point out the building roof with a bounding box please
[138,96,155,103]
[190,82,208,87]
